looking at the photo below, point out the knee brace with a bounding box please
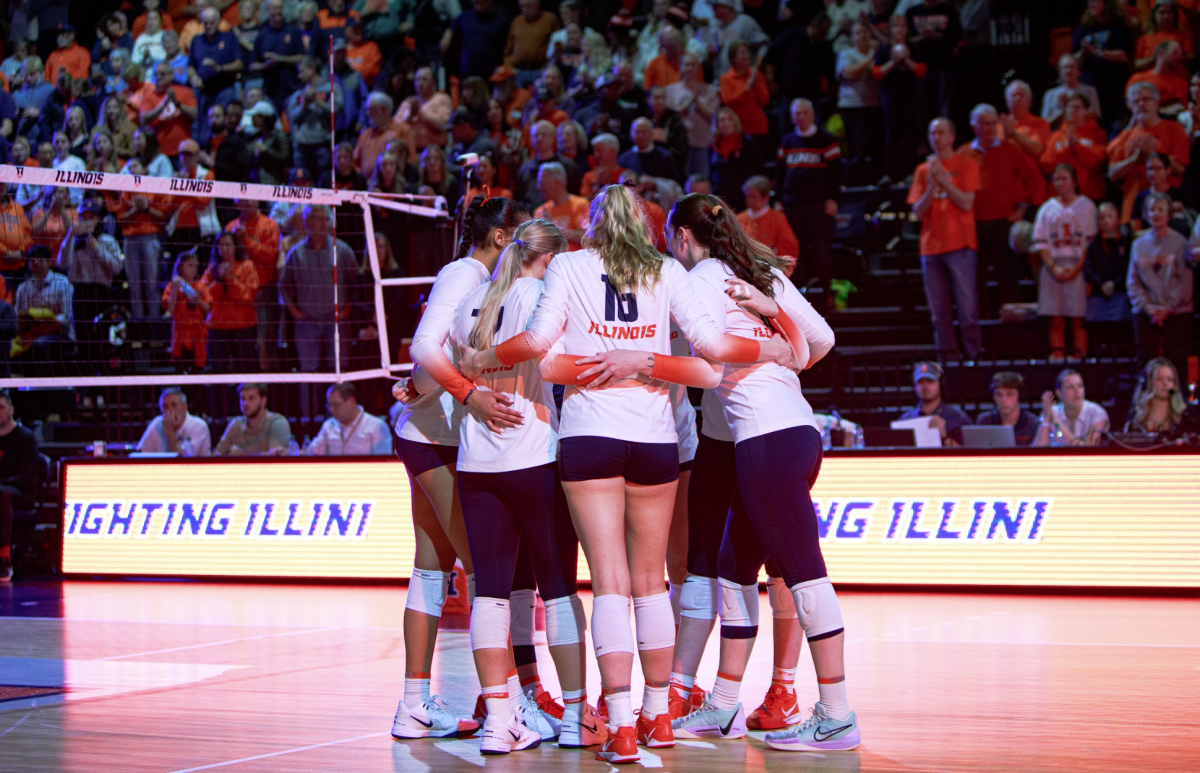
[633,591,675,651]
[718,577,760,639]
[668,582,683,627]
[767,576,798,620]
[544,593,585,647]
[791,578,844,641]
[405,568,448,617]
[590,594,635,657]
[679,574,718,621]
[469,597,511,651]
[509,589,536,648]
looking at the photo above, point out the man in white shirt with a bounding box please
[137,387,212,456]
[308,382,392,456]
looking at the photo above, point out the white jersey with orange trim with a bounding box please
[396,257,492,445]
[526,249,724,443]
[690,259,835,444]
[700,388,734,442]
[448,278,559,473]
[669,323,699,463]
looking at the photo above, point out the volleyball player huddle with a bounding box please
[389,185,860,763]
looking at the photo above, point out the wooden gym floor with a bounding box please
[0,581,1197,773]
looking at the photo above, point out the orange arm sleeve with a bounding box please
[495,331,548,366]
[538,354,602,387]
[700,332,763,364]
[650,354,722,388]
[416,349,476,404]
[771,307,812,370]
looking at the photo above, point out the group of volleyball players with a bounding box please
[387,183,860,763]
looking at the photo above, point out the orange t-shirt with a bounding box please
[131,11,175,39]
[643,55,682,89]
[226,212,282,287]
[737,208,800,260]
[1107,119,1191,222]
[31,207,79,259]
[1040,121,1110,201]
[162,278,211,366]
[955,139,1041,221]
[1135,30,1194,61]
[719,68,771,136]
[0,201,33,270]
[906,154,981,256]
[534,195,591,250]
[45,44,91,84]
[1127,69,1189,107]
[202,259,259,330]
[580,166,628,198]
[141,84,198,156]
[347,41,382,87]
[115,191,168,237]
[171,166,215,229]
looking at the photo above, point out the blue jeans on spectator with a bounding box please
[294,318,349,373]
[124,234,161,318]
[1086,291,1132,322]
[921,248,983,359]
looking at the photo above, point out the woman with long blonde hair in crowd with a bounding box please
[1125,356,1189,433]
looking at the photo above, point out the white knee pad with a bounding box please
[405,568,448,618]
[679,574,718,621]
[470,597,511,651]
[791,578,844,640]
[768,576,798,620]
[590,594,636,657]
[718,577,760,629]
[509,589,536,647]
[668,582,683,627]
[633,591,676,651]
[466,572,476,606]
[544,593,585,647]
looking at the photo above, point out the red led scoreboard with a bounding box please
[60,451,1200,588]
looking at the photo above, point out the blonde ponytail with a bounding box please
[583,184,664,294]
[468,219,567,350]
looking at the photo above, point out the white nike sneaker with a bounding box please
[479,712,543,754]
[391,695,481,739]
[559,703,608,748]
[764,701,860,752]
[520,690,561,740]
[671,700,746,740]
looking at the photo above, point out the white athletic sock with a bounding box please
[507,670,522,714]
[772,665,797,693]
[520,673,543,699]
[404,672,430,706]
[642,682,669,720]
[709,671,742,711]
[562,688,586,725]
[818,676,850,720]
[482,684,511,721]
[605,689,635,728]
[669,671,695,694]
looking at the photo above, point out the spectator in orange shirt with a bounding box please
[344,20,381,87]
[318,0,352,30]
[1041,93,1109,201]
[1127,40,1190,111]
[737,176,800,260]
[30,187,79,261]
[45,24,91,84]
[168,140,217,249]
[354,92,405,176]
[505,0,561,87]
[395,66,452,153]
[0,183,33,273]
[1001,80,1050,204]
[533,162,589,249]
[132,0,175,39]
[491,65,532,131]
[140,60,199,158]
[201,231,259,373]
[1108,81,1191,222]
[719,41,771,138]
[643,27,684,89]
[163,249,212,370]
[116,159,170,318]
[1134,0,1193,70]
[959,103,1042,317]
[580,133,627,197]
[907,117,983,360]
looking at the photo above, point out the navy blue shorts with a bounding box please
[686,433,738,578]
[558,437,680,485]
[396,437,459,477]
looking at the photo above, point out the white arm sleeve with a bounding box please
[664,260,725,354]
[410,263,481,367]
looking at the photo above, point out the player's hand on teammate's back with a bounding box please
[466,389,524,434]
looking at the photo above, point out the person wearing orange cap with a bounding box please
[492,65,532,130]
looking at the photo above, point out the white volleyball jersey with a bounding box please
[397,257,492,445]
[1032,196,1097,269]
[448,278,559,473]
[527,249,723,443]
[689,260,835,444]
[700,388,734,442]
[669,323,699,463]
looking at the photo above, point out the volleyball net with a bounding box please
[0,165,453,389]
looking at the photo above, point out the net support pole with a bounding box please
[330,46,341,383]
[361,200,393,376]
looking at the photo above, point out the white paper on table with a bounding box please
[890,415,943,448]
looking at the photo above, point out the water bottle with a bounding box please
[1050,425,1063,447]
[180,437,195,458]
[853,425,865,449]
[301,435,312,455]
[287,438,300,456]
[821,421,832,451]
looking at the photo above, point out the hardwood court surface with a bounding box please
[0,581,1197,773]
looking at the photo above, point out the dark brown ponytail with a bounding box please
[667,193,786,296]
[454,196,530,260]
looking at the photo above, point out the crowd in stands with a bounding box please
[0,0,1198,391]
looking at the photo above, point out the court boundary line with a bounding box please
[163,731,388,773]
[96,627,341,660]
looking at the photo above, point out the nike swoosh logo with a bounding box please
[509,729,521,741]
[720,714,737,736]
[813,723,853,742]
[413,716,433,728]
[582,721,598,734]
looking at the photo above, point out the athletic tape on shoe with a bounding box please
[679,574,718,620]
[590,594,636,656]
[510,589,536,647]
[767,576,798,620]
[544,593,584,647]
[633,591,676,651]
[405,568,448,617]
[470,597,512,651]
[791,577,844,640]
[718,577,759,639]
[668,582,683,627]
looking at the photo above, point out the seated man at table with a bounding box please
[215,383,293,456]
[137,387,212,456]
[307,382,391,456]
[897,361,971,447]
[976,371,1041,446]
